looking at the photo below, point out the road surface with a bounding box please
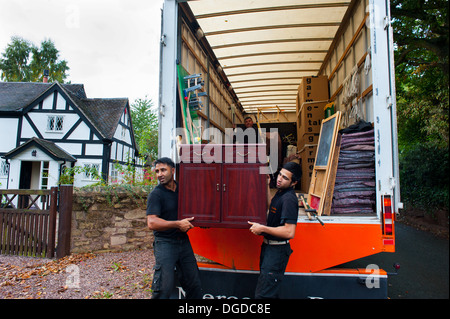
[339,222,449,299]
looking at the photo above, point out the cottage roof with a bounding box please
[0,81,128,140]
[2,137,77,162]
[0,82,86,111]
[64,90,128,140]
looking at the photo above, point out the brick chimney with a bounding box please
[43,69,49,83]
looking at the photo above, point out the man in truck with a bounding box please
[248,161,301,299]
[232,116,260,144]
[146,157,203,299]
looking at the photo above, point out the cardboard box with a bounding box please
[299,145,317,193]
[297,101,327,136]
[296,131,319,150]
[297,75,329,107]
[298,133,320,148]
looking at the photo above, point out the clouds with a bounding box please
[0,0,164,103]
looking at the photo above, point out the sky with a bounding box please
[0,0,164,105]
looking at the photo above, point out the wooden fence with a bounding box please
[0,186,73,258]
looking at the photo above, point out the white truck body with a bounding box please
[159,0,401,216]
[157,0,401,298]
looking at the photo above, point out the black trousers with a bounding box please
[151,236,203,299]
[255,243,293,299]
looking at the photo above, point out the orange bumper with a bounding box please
[189,221,395,273]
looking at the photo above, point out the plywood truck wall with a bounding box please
[319,0,373,127]
[180,19,244,139]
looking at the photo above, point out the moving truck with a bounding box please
[158,0,401,298]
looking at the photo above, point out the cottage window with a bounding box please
[83,163,100,180]
[0,160,8,176]
[47,115,64,132]
[110,163,119,183]
[41,161,49,189]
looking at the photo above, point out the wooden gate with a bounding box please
[0,186,72,258]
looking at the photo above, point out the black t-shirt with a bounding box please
[146,182,187,239]
[265,187,298,241]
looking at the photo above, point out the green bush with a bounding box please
[399,144,449,211]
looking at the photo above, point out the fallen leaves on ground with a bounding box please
[0,253,96,284]
[0,250,155,299]
[0,253,96,298]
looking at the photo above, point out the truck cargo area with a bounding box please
[159,0,401,298]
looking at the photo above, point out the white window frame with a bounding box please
[110,163,119,183]
[82,163,101,181]
[41,161,49,189]
[46,115,64,133]
[0,160,8,177]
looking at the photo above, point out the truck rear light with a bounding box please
[383,197,392,219]
[385,224,393,234]
[382,195,394,236]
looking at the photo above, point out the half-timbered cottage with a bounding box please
[0,81,143,189]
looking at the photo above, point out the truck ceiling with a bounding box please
[184,0,352,114]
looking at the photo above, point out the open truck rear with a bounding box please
[158,0,401,298]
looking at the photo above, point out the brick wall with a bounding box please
[71,186,154,253]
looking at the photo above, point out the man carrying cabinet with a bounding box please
[248,162,301,299]
[146,157,203,299]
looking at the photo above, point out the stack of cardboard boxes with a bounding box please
[296,76,329,192]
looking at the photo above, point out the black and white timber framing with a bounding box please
[0,81,144,189]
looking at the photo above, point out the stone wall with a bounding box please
[71,186,154,253]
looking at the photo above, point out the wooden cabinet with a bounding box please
[178,144,267,228]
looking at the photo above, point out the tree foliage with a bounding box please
[399,144,449,210]
[0,36,69,83]
[130,97,158,164]
[391,0,448,76]
[391,0,449,212]
[392,0,449,149]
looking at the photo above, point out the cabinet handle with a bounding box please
[223,184,226,192]
[217,183,220,191]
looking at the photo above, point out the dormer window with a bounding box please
[47,115,64,132]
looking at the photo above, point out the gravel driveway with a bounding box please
[0,249,155,299]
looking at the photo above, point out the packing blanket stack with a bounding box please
[331,125,376,215]
[296,76,329,192]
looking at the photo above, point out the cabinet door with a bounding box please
[178,163,221,225]
[222,164,267,227]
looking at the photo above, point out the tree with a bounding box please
[391,0,448,76]
[0,36,32,82]
[391,0,449,214]
[391,0,449,149]
[0,36,69,83]
[130,97,159,164]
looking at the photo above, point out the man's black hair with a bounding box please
[282,162,302,183]
[153,157,175,168]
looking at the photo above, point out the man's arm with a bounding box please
[248,221,296,240]
[147,215,195,233]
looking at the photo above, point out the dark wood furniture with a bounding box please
[178,144,267,228]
